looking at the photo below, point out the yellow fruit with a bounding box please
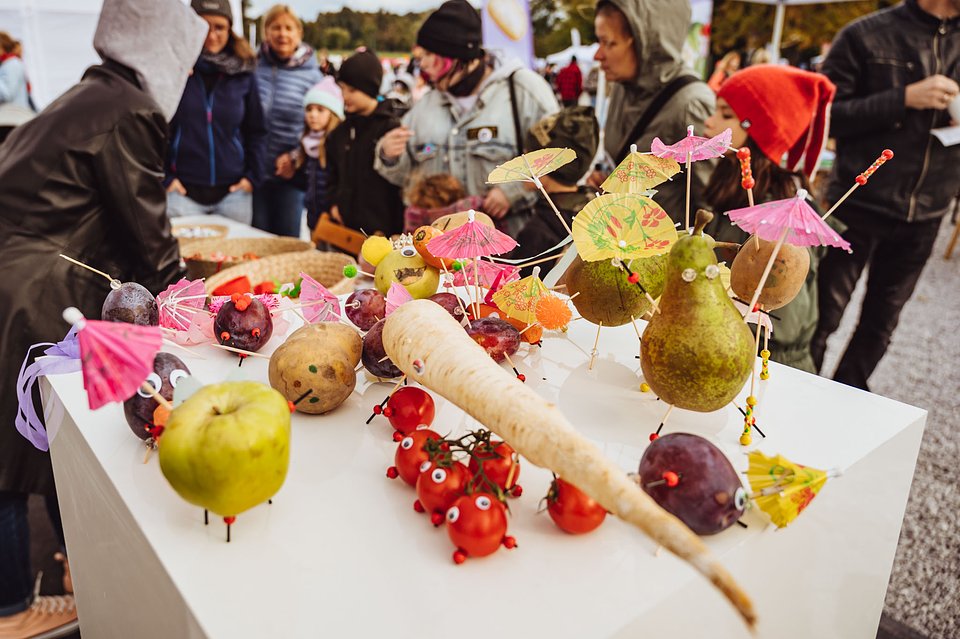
[361,236,393,267]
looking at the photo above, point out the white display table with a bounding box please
[171,214,274,240]
[42,295,925,639]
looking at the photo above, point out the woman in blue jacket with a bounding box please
[253,4,323,237]
[165,0,266,225]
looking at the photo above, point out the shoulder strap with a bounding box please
[614,74,699,163]
[508,70,523,155]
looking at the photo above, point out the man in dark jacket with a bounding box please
[0,0,205,635]
[811,0,960,390]
[328,48,405,237]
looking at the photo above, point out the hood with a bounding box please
[604,0,690,95]
[94,0,208,121]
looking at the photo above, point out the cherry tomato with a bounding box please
[388,428,441,486]
[386,387,435,435]
[468,440,522,495]
[415,461,472,525]
[546,477,607,534]
[446,493,516,563]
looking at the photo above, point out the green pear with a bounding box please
[564,254,666,327]
[640,211,755,412]
[374,249,440,299]
[159,381,291,517]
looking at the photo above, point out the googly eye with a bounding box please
[401,246,417,258]
[475,495,492,510]
[681,268,697,282]
[419,460,432,473]
[169,369,188,388]
[137,373,161,398]
[446,506,460,523]
[431,468,448,484]
[705,264,720,280]
[734,487,747,511]
[400,436,414,450]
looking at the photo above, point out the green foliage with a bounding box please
[531,0,596,57]
[298,8,429,53]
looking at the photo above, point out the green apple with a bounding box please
[373,248,440,299]
[159,381,291,517]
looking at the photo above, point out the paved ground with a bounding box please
[821,215,960,639]
[26,217,960,639]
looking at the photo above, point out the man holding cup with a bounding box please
[811,0,960,390]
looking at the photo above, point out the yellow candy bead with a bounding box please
[760,349,770,359]
[640,382,651,393]
[360,236,393,267]
[760,371,769,380]
[740,433,752,446]
[746,395,757,407]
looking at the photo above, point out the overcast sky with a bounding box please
[247,0,460,18]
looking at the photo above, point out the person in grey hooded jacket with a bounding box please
[375,0,558,237]
[0,1,205,635]
[589,0,715,227]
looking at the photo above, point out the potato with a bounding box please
[269,323,362,414]
[431,210,495,232]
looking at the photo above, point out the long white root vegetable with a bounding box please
[383,300,756,628]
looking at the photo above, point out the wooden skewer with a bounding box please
[522,154,573,237]
[749,317,762,398]
[568,291,581,300]
[140,382,172,410]
[59,254,119,286]
[744,227,788,318]
[630,316,643,341]
[210,343,270,359]
[588,321,603,370]
[161,337,206,360]
[684,151,692,232]
[513,252,565,269]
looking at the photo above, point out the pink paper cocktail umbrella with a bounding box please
[651,126,733,231]
[61,307,163,410]
[299,272,341,323]
[385,282,413,316]
[157,278,208,332]
[452,259,519,288]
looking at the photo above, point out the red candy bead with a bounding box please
[430,512,444,527]
[382,406,394,418]
[502,536,517,549]
[223,516,237,525]
[855,175,868,186]
[627,272,640,284]
[882,149,894,159]
[386,467,399,479]
[453,550,467,565]
[517,374,526,383]
[392,431,403,442]
[736,147,751,160]
[413,500,425,513]
[662,471,680,487]
[372,405,382,415]
[741,177,755,190]
[649,433,659,442]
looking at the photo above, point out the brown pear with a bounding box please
[640,211,755,412]
[564,254,666,327]
[729,236,809,311]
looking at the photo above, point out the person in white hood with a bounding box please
[0,1,205,637]
[375,0,558,237]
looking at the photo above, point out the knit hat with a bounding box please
[718,65,836,178]
[524,106,599,185]
[338,48,382,99]
[304,77,345,121]
[191,0,232,24]
[416,0,483,61]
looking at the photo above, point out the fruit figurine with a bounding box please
[546,477,607,534]
[415,460,473,526]
[471,304,543,344]
[158,381,291,541]
[360,235,393,267]
[638,433,746,535]
[369,234,440,299]
[640,210,754,412]
[361,319,403,379]
[445,493,516,564]
[413,226,455,269]
[563,254,665,326]
[102,282,159,326]
[344,288,386,331]
[468,439,521,496]
[385,386,435,435]
[730,236,810,311]
[214,294,273,352]
[429,292,467,324]
[465,317,520,363]
[123,352,190,441]
[387,428,442,486]
[268,323,361,414]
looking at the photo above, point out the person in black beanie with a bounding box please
[375,0,558,238]
[326,48,405,237]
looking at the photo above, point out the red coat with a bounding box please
[556,63,582,102]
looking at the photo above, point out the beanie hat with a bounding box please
[718,65,836,178]
[338,48,382,99]
[304,77,345,121]
[417,0,483,61]
[191,0,232,24]
[524,106,599,185]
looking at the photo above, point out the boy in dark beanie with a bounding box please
[510,106,599,265]
[327,48,405,237]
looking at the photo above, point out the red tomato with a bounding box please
[468,440,522,495]
[546,477,607,534]
[387,429,441,486]
[386,387,436,435]
[415,461,472,525]
[446,493,516,563]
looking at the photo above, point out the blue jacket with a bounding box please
[255,45,322,182]
[166,67,266,188]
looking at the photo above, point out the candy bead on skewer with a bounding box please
[736,146,756,208]
[740,395,757,446]
[342,264,377,279]
[821,149,894,221]
[760,349,770,380]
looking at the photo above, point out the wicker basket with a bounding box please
[180,237,312,280]
[203,249,356,296]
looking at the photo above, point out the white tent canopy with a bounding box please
[736,0,860,61]
[0,0,241,109]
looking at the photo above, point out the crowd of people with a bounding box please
[1,0,959,635]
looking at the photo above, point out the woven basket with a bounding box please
[203,250,356,296]
[181,237,312,280]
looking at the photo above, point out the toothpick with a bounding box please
[684,151,692,232]
[210,343,270,359]
[161,337,205,360]
[440,262,470,319]
[59,254,119,286]
[568,291,581,300]
[514,252,566,269]
[588,321,603,370]
[629,316,643,341]
[744,227,788,318]
[749,318,762,398]
[140,382,172,410]
[522,154,573,236]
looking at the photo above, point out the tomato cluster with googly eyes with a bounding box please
[446,493,516,564]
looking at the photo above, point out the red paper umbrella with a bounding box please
[62,307,163,410]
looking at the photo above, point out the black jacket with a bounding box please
[0,61,185,494]
[327,99,405,237]
[823,0,960,222]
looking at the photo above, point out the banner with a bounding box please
[481,0,535,69]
